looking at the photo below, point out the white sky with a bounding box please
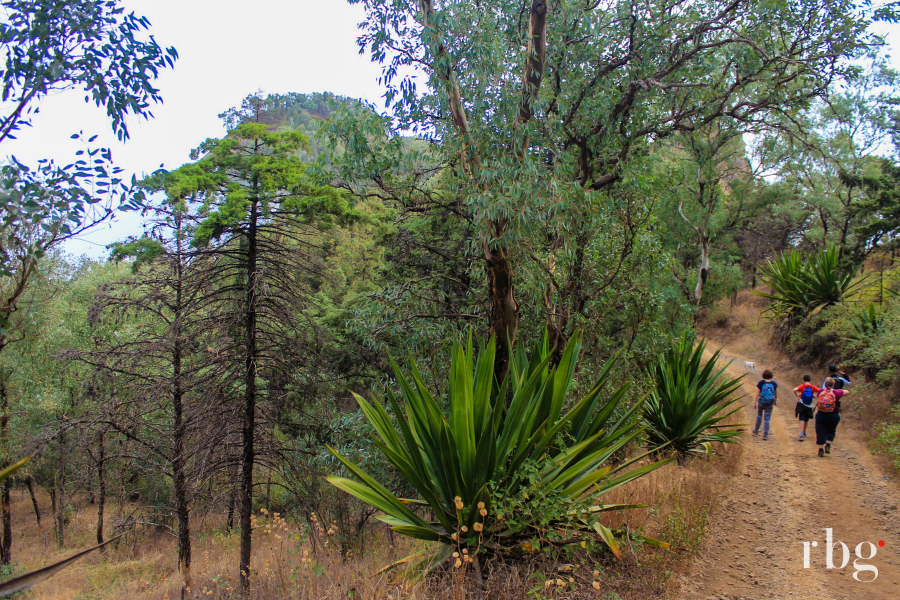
[1,2,898,261]
[2,0,385,259]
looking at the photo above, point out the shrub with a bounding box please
[875,406,900,470]
[327,332,673,571]
[643,335,743,461]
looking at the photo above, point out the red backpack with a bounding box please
[817,388,837,413]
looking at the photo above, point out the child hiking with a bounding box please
[793,375,819,442]
[753,369,778,440]
[815,377,849,457]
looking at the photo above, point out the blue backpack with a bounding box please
[800,385,815,407]
[759,381,776,407]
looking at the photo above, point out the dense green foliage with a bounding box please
[643,336,744,459]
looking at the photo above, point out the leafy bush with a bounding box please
[756,246,862,332]
[793,299,900,385]
[643,335,743,460]
[327,332,673,568]
[875,406,900,470]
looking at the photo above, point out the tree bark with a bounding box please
[694,235,711,306]
[485,245,518,391]
[1,481,9,566]
[0,379,10,565]
[96,434,105,546]
[55,432,66,548]
[239,197,260,598]
[172,212,192,599]
[24,476,40,525]
[226,480,236,532]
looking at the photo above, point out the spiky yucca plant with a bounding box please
[756,246,862,327]
[643,335,744,461]
[853,303,885,338]
[327,332,673,569]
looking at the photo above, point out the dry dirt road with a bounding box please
[676,338,900,600]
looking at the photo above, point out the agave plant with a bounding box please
[756,246,862,326]
[643,335,744,461]
[853,303,885,338]
[327,332,673,569]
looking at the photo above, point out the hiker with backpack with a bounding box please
[753,369,778,440]
[793,374,819,442]
[823,364,852,390]
[814,377,849,457]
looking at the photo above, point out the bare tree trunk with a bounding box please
[226,479,236,532]
[0,379,10,565]
[239,198,260,598]
[0,481,9,566]
[172,230,193,598]
[24,476,40,525]
[55,432,66,548]
[694,236,711,306]
[96,433,105,546]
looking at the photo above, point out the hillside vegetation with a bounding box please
[1,1,899,599]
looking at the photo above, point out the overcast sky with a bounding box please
[2,1,898,261]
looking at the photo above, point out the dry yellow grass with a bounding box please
[10,428,743,599]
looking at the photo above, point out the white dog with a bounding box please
[744,361,755,371]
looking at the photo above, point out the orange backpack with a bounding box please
[817,388,837,413]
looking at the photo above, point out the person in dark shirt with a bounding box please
[823,364,851,390]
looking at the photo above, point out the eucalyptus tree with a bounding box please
[768,52,899,266]
[161,94,347,596]
[0,0,178,317]
[0,4,176,561]
[333,0,879,379]
[660,122,765,306]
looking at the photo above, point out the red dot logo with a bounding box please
[878,540,885,547]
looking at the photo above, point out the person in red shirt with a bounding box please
[793,374,819,442]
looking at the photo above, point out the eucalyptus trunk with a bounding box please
[694,236,711,306]
[485,246,518,389]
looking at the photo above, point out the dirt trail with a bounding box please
[676,336,900,600]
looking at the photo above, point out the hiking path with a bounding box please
[676,332,900,600]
